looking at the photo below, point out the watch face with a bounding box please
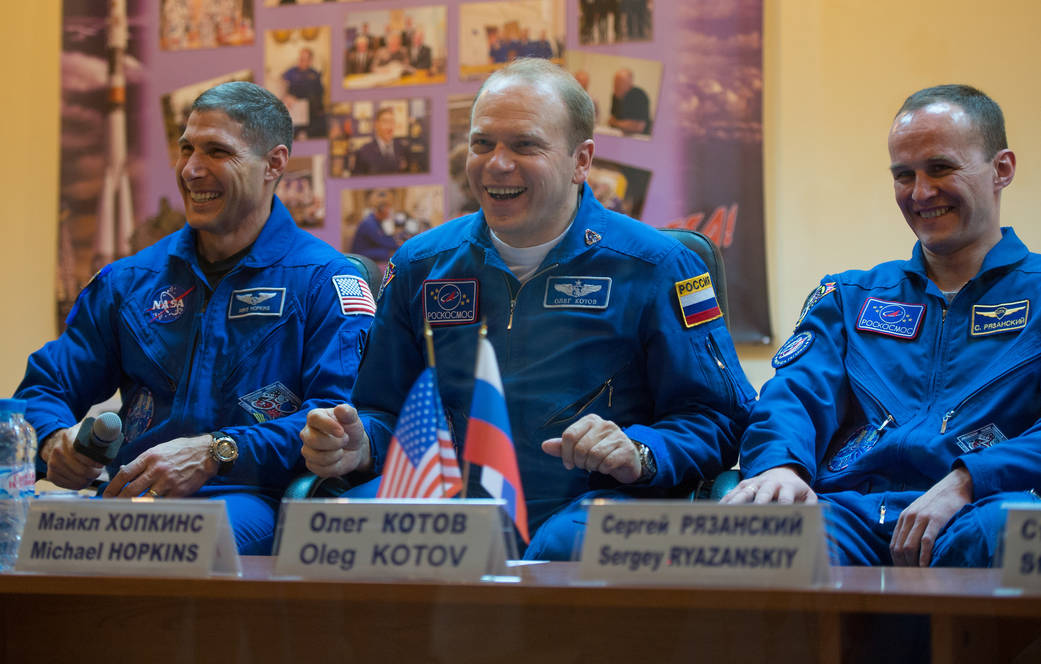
[216,439,237,461]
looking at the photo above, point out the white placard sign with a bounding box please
[274,499,509,581]
[15,498,240,577]
[579,501,830,587]
[1000,503,1041,591]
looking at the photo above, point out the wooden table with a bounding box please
[1,559,1039,663]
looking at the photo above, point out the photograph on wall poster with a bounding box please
[565,50,662,139]
[265,26,332,140]
[328,98,431,177]
[343,6,447,89]
[342,186,444,266]
[587,158,652,220]
[277,155,327,228]
[578,0,653,45]
[458,0,565,81]
[159,0,255,51]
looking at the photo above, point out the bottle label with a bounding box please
[0,466,18,499]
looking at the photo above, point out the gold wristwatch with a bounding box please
[209,432,238,476]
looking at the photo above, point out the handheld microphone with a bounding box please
[73,411,124,465]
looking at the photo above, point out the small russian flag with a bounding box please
[463,337,529,543]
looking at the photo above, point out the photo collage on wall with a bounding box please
[59,0,768,341]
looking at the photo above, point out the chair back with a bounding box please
[658,229,729,327]
[344,253,383,295]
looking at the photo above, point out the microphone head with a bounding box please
[93,412,122,444]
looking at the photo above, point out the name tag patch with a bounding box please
[675,273,722,328]
[772,331,814,368]
[955,423,1007,453]
[423,279,478,326]
[228,287,286,319]
[971,300,1029,336]
[855,297,925,339]
[544,276,611,309]
[238,381,302,423]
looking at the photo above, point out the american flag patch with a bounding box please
[332,274,376,316]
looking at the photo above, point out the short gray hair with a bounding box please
[192,81,293,155]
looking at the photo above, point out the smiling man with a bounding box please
[16,82,373,554]
[300,58,753,559]
[724,85,1041,568]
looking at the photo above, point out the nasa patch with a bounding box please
[955,423,1008,453]
[827,425,883,472]
[544,276,612,309]
[124,387,154,443]
[238,381,302,423]
[772,331,814,368]
[228,287,286,319]
[970,299,1029,336]
[855,297,925,340]
[423,279,478,326]
[145,285,195,324]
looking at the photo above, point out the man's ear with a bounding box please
[571,139,595,185]
[265,144,290,183]
[993,148,1016,192]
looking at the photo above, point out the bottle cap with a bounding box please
[0,399,26,413]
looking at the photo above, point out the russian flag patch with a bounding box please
[675,273,722,328]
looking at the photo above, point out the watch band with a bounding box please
[634,441,656,482]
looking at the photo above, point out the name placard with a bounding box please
[274,499,509,581]
[1000,503,1041,591]
[579,501,830,586]
[15,498,240,577]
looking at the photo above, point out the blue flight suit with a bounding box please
[16,197,372,554]
[353,185,755,559]
[741,228,1041,566]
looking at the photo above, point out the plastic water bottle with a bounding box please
[0,399,33,572]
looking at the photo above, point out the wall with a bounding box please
[4,1,1041,394]
[0,2,60,396]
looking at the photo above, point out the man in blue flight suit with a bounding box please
[723,85,1041,567]
[16,82,373,554]
[300,58,754,560]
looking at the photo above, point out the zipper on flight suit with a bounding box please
[938,348,1041,433]
[504,263,558,330]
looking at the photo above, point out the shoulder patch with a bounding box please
[855,297,925,340]
[332,274,377,316]
[424,279,478,326]
[675,272,722,328]
[66,264,115,326]
[376,260,396,302]
[795,281,836,329]
[970,299,1028,336]
[772,331,814,368]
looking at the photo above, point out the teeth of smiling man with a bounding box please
[190,192,221,203]
[486,186,524,194]
[919,207,952,219]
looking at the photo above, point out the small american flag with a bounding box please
[377,368,463,499]
[332,274,377,316]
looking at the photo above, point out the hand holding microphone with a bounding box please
[43,412,123,490]
[72,411,124,465]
